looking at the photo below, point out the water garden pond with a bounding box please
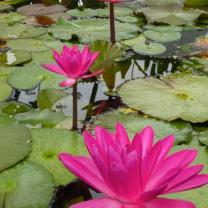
[0,0,208,207]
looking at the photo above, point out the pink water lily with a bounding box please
[42,45,102,87]
[59,124,208,208]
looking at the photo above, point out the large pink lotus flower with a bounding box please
[42,45,102,87]
[59,124,208,208]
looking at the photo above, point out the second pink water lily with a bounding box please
[42,45,102,87]
[59,124,208,208]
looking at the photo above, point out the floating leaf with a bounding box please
[49,17,139,43]
[14,109,66,128]
[67,7,137,23]
[37,88,67,110]
[0,23,47,39]
[0,113,17,125]
[0,50,32,66]
[144,0,181,6]
[0,5,13,12]
[144,29,181,42]
[185,0,208,6]
[0,124,31,171]
[138,7,205,26]
[0,161,55,208]
[8,64,65,90]
[0,12,26,24]
[123,35,166,55]
[0,101,32,116]
[24,12,70,26]
[7,37,63,52]
[28,128,87,185]
[0,81,12,102]
[17,4,67,16]
[118,72,208,123]
[92,109,192,144]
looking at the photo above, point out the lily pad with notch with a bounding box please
[118,72,208,123]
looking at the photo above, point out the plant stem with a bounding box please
[109,2,116,45]
[72,81,78,131]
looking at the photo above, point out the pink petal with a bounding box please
[70,198,122,208]
[165,174,208,194]
[58,153,113,196]
[82,69,103,79]
[53,50,66,70]
[140,126,154,158]
[42,64,66,76]
[115,123,130,148]
[142,135,174,186]
[146,198,195,208]
[164,165,204,193]
[158,149,197,175]
[108,161,130,202]
[59,78,76,87]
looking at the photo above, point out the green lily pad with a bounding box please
[0,50,32,66]
[0,101,32,116]
[144,29,181,42]
[0,5,13,12]
[31,51,54,64]
[118,72,208,123]
[144,0,181,6]
[7,37,64,52]
[0,113,17,125]
[92,109,192,144]
[169,144,208,208]
[37,88,67,110]
[191,127,208,146]
[14,109,66,128]
[0,81,12,102]
[8,64,65,90]
[0,66,14,80]
[49,17,139,43]
[0,23,47,39]
[17,4,67,16]
[28,128,87,185]
[123,35,166,55]
[67,7,137,23]
[0,124,31,171]
[67,7,133,18]
[0,161,55,208]
[138,7,205,26]
[185,0,208,6]
[0,12,26,24]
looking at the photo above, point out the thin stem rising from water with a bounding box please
[72,81,78,131]
[109,3,116,45]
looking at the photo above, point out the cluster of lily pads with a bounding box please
[0,0,208,207]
